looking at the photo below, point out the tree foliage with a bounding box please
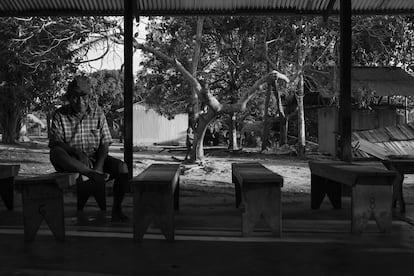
[135,16,289,160]
[135,14,414,159]
[88,69,142,125]
[353,15,414,68]
[138,16,280,122]
[0,16,118,143]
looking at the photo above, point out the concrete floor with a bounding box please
[1,190,414,275]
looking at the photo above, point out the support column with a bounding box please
[339,0,352,162]
[124,0,134,178]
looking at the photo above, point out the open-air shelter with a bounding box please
[1,1,414,275]
[1,0,414,173]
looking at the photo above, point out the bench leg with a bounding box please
[326,180,342,209]
[311,174,341,209]
[241,186,281,237]
[311,174,325,209]
[391,172,405,213]
[157,193,175,242]
[22,185,65,242]
[0,177,14,210]
[133,191,174,242]
[77,180,106,211]
[351,185,392,234]
[233,173,241,208]
[174,178,180,211]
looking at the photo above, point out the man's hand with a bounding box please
[93,163,104,174]
[73,149,92,168]
[93,143,109,174]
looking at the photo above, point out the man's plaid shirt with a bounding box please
[49,104,112,157]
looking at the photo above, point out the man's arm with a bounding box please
[50,140,92,167]
[93,143,109,173]
[94,109,112,172]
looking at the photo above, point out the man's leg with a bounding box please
[50,146,107,184]
[103,156,129,222]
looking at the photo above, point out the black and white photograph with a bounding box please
[1,1,414,275]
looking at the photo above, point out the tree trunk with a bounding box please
[0,107,20,144]
[193,125,205,161]
[192,109,217,161]
[272,80,288,145]
[261,83,272,151]
[228,113,238,150]
[296,29,307,157]
[297,71,306,157]
[186,17,205,162]
[280,117,288,145]
[46,112,52,138]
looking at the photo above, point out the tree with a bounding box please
[136,16,289,162]
[0,16,119,143]
[88,69,143,136]
[261,16,339,156]
[89,69,125,123]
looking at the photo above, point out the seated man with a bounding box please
[49,76,128,222]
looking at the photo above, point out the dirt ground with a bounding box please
[0,138,316,196]
[1,137,414,204]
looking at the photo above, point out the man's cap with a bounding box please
[65,76,91,98]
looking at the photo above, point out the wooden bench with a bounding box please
[14,172,78,241]
[0,164,20,210]
[232,162,283,237]
[129,164,180,242]
[381,158,414,213]
[309,160,396,234]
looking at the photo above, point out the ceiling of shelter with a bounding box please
[1,0,414,17]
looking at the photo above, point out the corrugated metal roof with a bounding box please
[353,123,414,158]
[1,0,414,17]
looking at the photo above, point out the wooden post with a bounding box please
[339,0,352,162]
[124,0,134,179]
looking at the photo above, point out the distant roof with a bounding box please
[1,0,414,17]
[352,67,414,97]
[353,123,414,158]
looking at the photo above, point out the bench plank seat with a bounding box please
[0,164,20,210]
[382,159,414,213]
[309,160,396,234]
[14,172,78,242]
[309,161,396,186]
[129,164,180,242]
[232,163,283,237]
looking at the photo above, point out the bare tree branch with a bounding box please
[135,41,202,92]
[221,70,289,113]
